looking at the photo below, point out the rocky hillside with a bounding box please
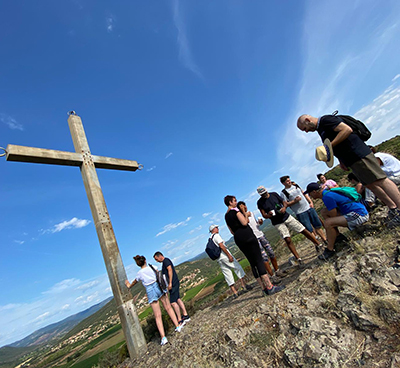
[120,209,400,368]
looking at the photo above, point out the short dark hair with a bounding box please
[316,173,323,180]
[224,195,236,207]
[237,201,246,208]
[133,255,146,267]
[153,251,163,258]
[347,173,359,182]
[280,175,290,184]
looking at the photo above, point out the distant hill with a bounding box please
[7,297,112,348]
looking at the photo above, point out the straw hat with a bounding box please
[315,138,334,168]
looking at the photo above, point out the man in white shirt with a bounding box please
[280,175,326,252]
[375,152,400,185]
[209,225,252,298]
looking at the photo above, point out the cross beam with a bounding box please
[4,113,146,358]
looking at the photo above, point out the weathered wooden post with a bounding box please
[3,112,147,358]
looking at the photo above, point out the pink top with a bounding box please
[322,179,337,190]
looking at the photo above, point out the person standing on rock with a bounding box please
[125,255,182,346]
[208,224,253,298]
[256,186,322,267]
[153,251,190,325]
[297,113,400,226]
[304,182,369,260]
[224,195,285,296]
[280,175,327,251]
[236,201,283,282]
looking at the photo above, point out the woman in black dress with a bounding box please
[224,195,284,295]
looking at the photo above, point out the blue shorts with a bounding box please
[296,208,322,233]
[145,282,167,304]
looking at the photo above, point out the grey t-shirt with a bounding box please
[280,185,310,215]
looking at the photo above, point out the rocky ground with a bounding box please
[120,209,400,368]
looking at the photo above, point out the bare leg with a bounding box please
[255,277,264,290]
[301,228,320,246]
[270,257,279,272]
[239,277,247,288]
[264,261,274,276]
[367,178,400,209]
[160,294,179,327]
[260,274,273,289]
[177,299,188,316]
[284,237,301,259]
[150,301,165,338]
[229,284,238,295]
[315,227,327,242]
[171,302,181,322]
[325,216,349,250]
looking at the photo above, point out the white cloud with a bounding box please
[106,15,115,33]
[202,212,211,218]
[43,279,81,295]
[14,240,25,245]
[189,225,202,234]
[165,152,173,159]
[0,113,23,130]
[76,280,99,290]
[162,239,178,250]
[156,216,192,237]
[146,166,156,172]
[33,312,50,323]
[392,74,400,82]
[172,0,203,79]
[43,217,91,234]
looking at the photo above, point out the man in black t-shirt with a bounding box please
[256,186,322,267]
[297,114,400,224]
[154,251,190,325]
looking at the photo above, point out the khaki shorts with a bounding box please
[274,215,305,239]
[350,153,386,185]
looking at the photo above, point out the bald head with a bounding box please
[297,114,318,133]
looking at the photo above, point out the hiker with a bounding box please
[297,113,400,225]
[317,173,339,190]
[256,186,322,266]
[153,252,190,325]
[304,183,369,260]
[374,151,400,185]
[125,255,183,346]
[237,201,283,281]
[224,195,285,295]
[280,176,327,248]
[208,225,253,298]
[347,172,376,210]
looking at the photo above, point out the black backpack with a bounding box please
[205,234,221,260]
[148,264,167,291]
[332,110,371,141]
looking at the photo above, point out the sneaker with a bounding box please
[233,293,239,299]
[179,319,187,327]
[275,269,285,277]
[161,336,168,346]
[297,258,305,268]
[315,244,324,254]
[335,233,348,244]
[264,285,286,296]
[318,248,336,261]
[245,284,253,291]
[175,325,183,333]
[182,315,191,322]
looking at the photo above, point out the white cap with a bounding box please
[209,224,218,232]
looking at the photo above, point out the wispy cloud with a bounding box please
[42,218,91,234]
[0,113,23,130]
[189,225,202,234]
[202,212,211,218]
[156,216,192,237]
[106,15,115,33]
[162,239,178,250]
[392,74,400,82]
[146,166,156,172]
[172,0,203,79]
[165,152,173,159]
[14,240,25,245]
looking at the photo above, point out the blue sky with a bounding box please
[1,0,400,346]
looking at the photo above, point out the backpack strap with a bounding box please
[281,189,290,200]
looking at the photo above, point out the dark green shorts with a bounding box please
[350,152,386,185]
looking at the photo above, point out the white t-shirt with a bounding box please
[248,212,264,238]
[375,152,400,178]
[280,185,309,215]
[136,265,157,286]
[210,233,231,259]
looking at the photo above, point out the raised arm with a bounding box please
[236,211,249,226]
[125,279,138,289]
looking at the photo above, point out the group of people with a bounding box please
[126,112,400,347]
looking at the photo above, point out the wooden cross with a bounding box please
[4,112,146,358]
